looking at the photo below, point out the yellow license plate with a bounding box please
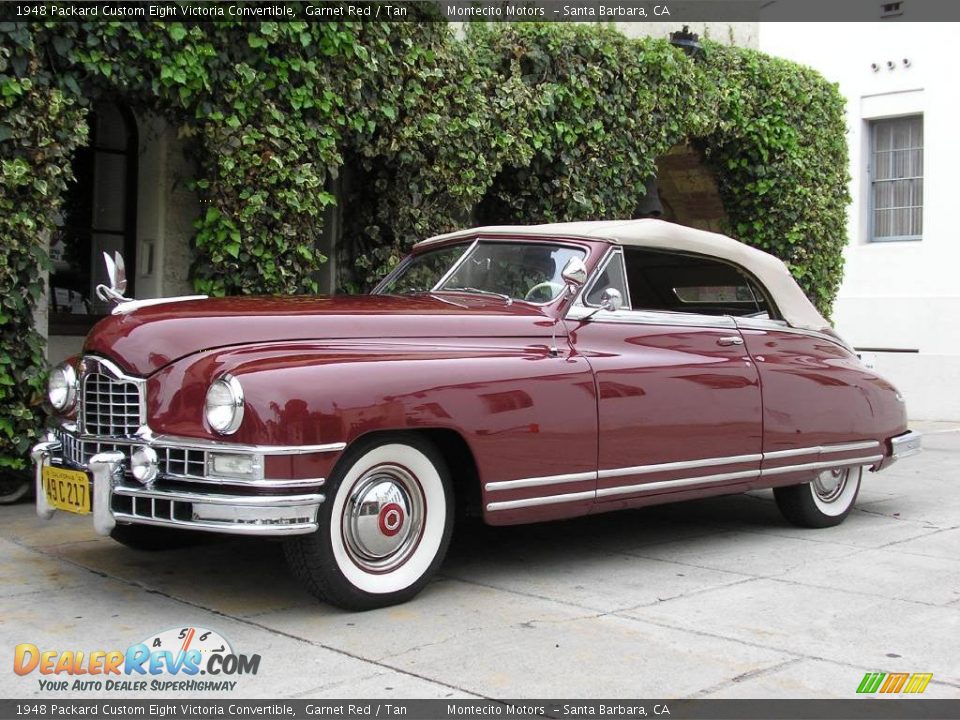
[42,466,92,514]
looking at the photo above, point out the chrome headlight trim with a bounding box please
[204,374,245,436]
[48,362,78,412]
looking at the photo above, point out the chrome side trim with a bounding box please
[486,490,594,513]
[488,453,884,512]
[760,455,884,477]
[566,305,737,329]
[597,453,762,480]
[484,442,881,498]
[597,469,760,499]
[484,471,596,492]
[820,440,881,454]
[762,447,819,460]
[764,440,880,461]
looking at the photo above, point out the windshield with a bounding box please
[378,241,587,303]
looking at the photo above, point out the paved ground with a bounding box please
[1,425,959,700]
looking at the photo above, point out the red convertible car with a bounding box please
[34,220,921,609]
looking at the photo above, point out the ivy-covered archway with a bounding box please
[0,20,849,471]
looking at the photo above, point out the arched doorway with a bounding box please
[637,142,728,234]
[48,101,138,340]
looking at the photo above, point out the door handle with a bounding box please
[717,336,744,346]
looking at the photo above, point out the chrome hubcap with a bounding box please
[342,464,425,572]
[812,467,848,503]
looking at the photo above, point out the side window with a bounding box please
[622,247,768,317]
[584,251,630,308]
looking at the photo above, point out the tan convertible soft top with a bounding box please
[418,219,831,332]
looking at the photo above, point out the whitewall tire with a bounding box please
[774,466,863,528]
[284,434,454,610]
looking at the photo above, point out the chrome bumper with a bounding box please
[32,437,325,537]
[890,429,923,462]
[873,429,923,471]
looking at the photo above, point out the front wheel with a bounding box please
[284,435,454,611]
[774,466,863,528]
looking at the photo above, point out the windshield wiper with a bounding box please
[441,287,513,305]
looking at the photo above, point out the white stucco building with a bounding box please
[761,22,960,420]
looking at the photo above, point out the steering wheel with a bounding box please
[524,281,565,302]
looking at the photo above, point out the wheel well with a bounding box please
[348,428,483,519]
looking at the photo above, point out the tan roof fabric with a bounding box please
[418,219,831,331]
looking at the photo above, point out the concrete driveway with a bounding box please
[2,425,959,700]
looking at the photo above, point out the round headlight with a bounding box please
[131,446,159,486]
[48,363,78,412]
[205,375,244,435]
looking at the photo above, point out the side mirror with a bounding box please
[96,251,129,305]
[599,287,623,312]
[560,257,588,291]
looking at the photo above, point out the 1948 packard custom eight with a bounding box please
[34,220,921,609]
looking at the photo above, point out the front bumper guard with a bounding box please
[32,439,324,537]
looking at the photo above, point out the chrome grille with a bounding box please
[82,372,143,437]
[60,432,123,466]
[161,447,207,479]
[60,432,203,480]
[112,493,193,523]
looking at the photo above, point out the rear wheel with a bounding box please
[285,434,454,611]
[774,466,862,528]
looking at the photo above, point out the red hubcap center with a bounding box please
[378,503,404,537]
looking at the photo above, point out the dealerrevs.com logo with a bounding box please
[13,626,260,693]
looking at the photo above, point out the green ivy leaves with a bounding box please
[698,43,850,314]
[0,27,87,468]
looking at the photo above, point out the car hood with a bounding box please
[83,294,561,376]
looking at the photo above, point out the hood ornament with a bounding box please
[95,249,209,316]
[95,251,130,305]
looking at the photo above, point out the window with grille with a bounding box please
[870,115,923,242]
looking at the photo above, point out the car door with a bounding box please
[566,247,764,508]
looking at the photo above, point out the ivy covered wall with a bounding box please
[0,20,849,470]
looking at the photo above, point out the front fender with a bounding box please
[146,340,599,510]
